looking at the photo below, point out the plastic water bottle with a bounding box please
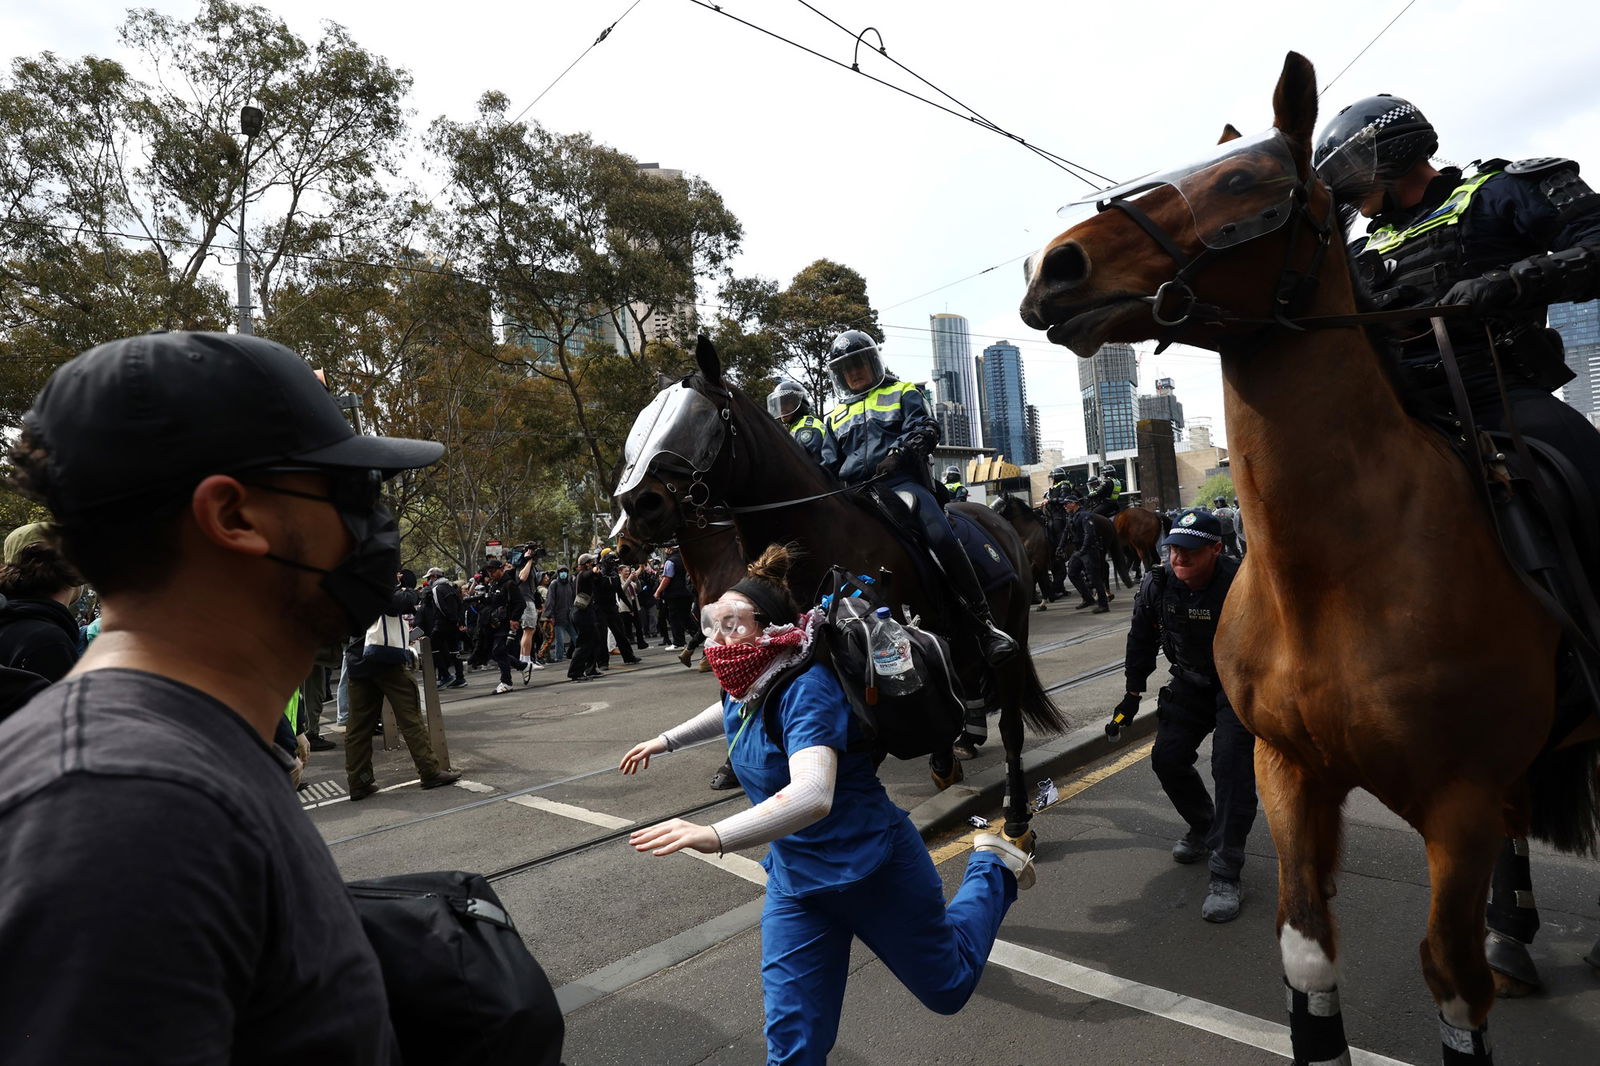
[868,607,921,697]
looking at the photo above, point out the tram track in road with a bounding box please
[484,793,748,883]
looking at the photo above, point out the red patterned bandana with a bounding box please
[704,622,807,699]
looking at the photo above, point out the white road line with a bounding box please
[508,795,630,828]
[507,796,769,884]
[987,941,1406,1065]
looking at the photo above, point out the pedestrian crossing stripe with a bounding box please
[299,780,347,805]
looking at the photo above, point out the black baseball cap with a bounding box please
[1162,509,1224,549]
[24,331,444,516]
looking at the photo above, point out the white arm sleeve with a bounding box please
[659,701,726,752]
[710,745,837,854]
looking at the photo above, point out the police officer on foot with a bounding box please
[1212,496,1241,558]
[1108,508,1256,923]
[1060,495,1110,613]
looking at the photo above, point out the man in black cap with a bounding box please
[1108,508,1256,924]
[0,330,443,1061]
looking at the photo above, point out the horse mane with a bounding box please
[711,373,846,491]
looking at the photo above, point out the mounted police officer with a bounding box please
[1058,495,1110,614]
[1086,464,1123,516]
[1045,466,1075,505]
[1314,95,1600,524]
[767,379,835,466]
[823,330,1017,664]
[942,466,969,503]
[1109,508,1256,924]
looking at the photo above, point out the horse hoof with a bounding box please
[1000,826,1037,856]
[931,761,964,790]
[1486,931,1542,995]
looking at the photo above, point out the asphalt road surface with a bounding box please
[303,589,1600,1065]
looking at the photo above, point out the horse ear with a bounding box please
[1271,51,1318,171]
[694,334,723,386]
[655,373,675,390]
[1218,124,1243,144]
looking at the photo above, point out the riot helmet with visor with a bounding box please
[1313,95,1437,203]
[827,330,885,399]
[766,379,810,422]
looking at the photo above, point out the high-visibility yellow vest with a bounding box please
[1362,168,1500,256]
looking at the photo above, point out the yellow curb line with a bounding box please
[928,740,1155,866]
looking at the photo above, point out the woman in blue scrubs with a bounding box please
[620,544,1035,1065]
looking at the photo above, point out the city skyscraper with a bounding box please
[1078,343,1138,455]
[1139,377,1185,430]
[1551,300,1600,421]
[930,313,978,446]
[980,340,1031,464]
[1025,404,1042,465]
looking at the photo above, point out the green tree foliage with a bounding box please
[1191,473,1235,508]
[0,0,412,425]
[429,94,741,497]
[771,259,880,412]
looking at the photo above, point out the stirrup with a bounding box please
[979,622,1019,665]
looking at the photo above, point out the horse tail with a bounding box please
[1017,648,1070,735]
[1527,733,1600,857]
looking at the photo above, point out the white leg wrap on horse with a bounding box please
[1280,926,1338,991]
[1439,1014,1493,1062]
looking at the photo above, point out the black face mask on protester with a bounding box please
[247,469,403,636]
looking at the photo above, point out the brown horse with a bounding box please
[1020,51,1598,1065]
[617,338,1069,841]
[1113,506,1162,578]
[992,496,1130,598]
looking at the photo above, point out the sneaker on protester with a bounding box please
[494,682,513,694]
[973,832,1036,890]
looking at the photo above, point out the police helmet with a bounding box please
[1313,94,1437,199]
[1214,496,1227,507]
[1049,465,1070,483]
[1101,463,1117,477]
[766,379,810,422]
[944,466,961,482]
[827,330,885,398]
[1087,476,1102,490]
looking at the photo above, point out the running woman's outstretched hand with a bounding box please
[619,737,668,774]
[631,818,720,856]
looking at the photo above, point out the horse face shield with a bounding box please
[616,384,726,497]
[1065,129,1301,250]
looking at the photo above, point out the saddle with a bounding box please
[1432,321,1600,746]
[1456,424,1600,746]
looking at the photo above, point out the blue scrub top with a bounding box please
[724,661,903,897]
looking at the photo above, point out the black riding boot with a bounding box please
[931,536,1019,665]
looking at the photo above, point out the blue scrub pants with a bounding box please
[759,817,1016,1065]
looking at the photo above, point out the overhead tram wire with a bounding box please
[679,0,1110,189]
[1319,0,1421,98]
[788,0,1115,185]
[508,0,648,125]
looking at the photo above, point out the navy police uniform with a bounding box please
[1353,157,1600,547]
[1059,506,1109,610]
[1123,517,1256,884]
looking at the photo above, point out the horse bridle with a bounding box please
[641,379,883,534]
[1099,170,1338,346]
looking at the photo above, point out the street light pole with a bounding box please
[236,105,264,336]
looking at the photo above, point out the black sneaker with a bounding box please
[307,735,336,752]
[421,770,462,790]
[348,783,378,802]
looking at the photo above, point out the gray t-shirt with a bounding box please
[0,669,397,1064]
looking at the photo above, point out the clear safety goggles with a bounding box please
[700,597,763,643]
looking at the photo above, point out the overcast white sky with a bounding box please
[11,0,1600,453]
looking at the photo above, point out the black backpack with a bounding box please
[765,568,963,760]
[347,870,564,1066]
